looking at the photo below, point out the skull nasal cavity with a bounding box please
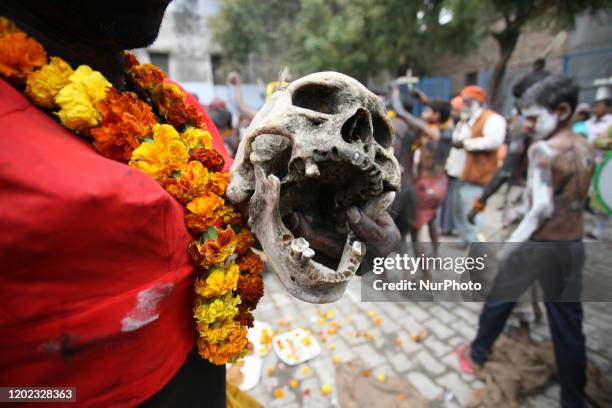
[341,108,372,144]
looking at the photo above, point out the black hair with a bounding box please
[428,100,451,123]
[209,108,232,130]
[512,69,550,99]
[520,75,579,116]
[594,98,612,108]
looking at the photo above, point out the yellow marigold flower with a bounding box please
[163,160,210,204]
[129,124,190,180]
[195,262,240,298]
[181,127,212,150]
[0,32,46,81]
[0,17,19,35]
[200,319,239,344]
[54,65,111,133]
[193,292,240,325]
[25,57,73,108]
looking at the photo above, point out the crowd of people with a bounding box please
[207,65,611,252]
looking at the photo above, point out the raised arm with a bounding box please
[390,85,439,141]
[227,72,258,121]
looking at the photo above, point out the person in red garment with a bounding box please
[0,1,400,406]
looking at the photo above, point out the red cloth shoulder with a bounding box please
[0,79,195,407]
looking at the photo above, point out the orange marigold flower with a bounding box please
[234,229,255,256]
[0,17,19,36]
[235,303,255,328]
[0,32,46,81]
[191,148,225,171]
[237,273,264,309]
[122,52,140,70]
[197,325,248,365]
[128,63,166,91]
[198,226,238,268]
[185,192,242,232]
[185,191,225,231]
[91,88,157,161]
[163,160,210,204]
[236,250,263,275]
[208,171,230,196]
[152,82,184,115]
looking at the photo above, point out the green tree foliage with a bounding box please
[212,0,611,93]
[213,0,479,83]
[471,0,612,107]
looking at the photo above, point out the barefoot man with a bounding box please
[458,76,596,407]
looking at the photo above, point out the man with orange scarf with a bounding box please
[451,85,507,245]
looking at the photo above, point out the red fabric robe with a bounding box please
[0,78,232,407]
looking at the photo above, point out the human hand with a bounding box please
[227,71,241,85]
[467,208,478,225]
[285,207,401,259]
[453,140,464,149]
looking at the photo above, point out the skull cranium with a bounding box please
[227,72,401,303]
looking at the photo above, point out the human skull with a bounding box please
[227,72,401,303]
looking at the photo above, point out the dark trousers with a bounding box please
[470,240,587,407]
[139,347,226,407]
[471,301,586,407]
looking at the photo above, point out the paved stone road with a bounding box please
[242,192,612,407]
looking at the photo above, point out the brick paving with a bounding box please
[241,193,612,407]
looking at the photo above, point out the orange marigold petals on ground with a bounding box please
[128,63,166,91]
[25,56,73,108]
[91,88,157,161]
[236,250,263,276]
[0,32,46,81]
[191,148,225,171]
[197,326,248,365]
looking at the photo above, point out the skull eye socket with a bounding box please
[372,114,393,148]
[341,108,371,144]
[292,83,341,114]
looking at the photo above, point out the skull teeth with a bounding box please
[305,159,320,178]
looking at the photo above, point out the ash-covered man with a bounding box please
[458,76,595,407]
[0,1,399,406]
[450,85,507,245]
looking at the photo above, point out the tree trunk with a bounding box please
[489,28,520,112]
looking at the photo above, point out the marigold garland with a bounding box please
[0,18,264,365]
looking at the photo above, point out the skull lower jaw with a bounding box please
[248,165,364,303]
